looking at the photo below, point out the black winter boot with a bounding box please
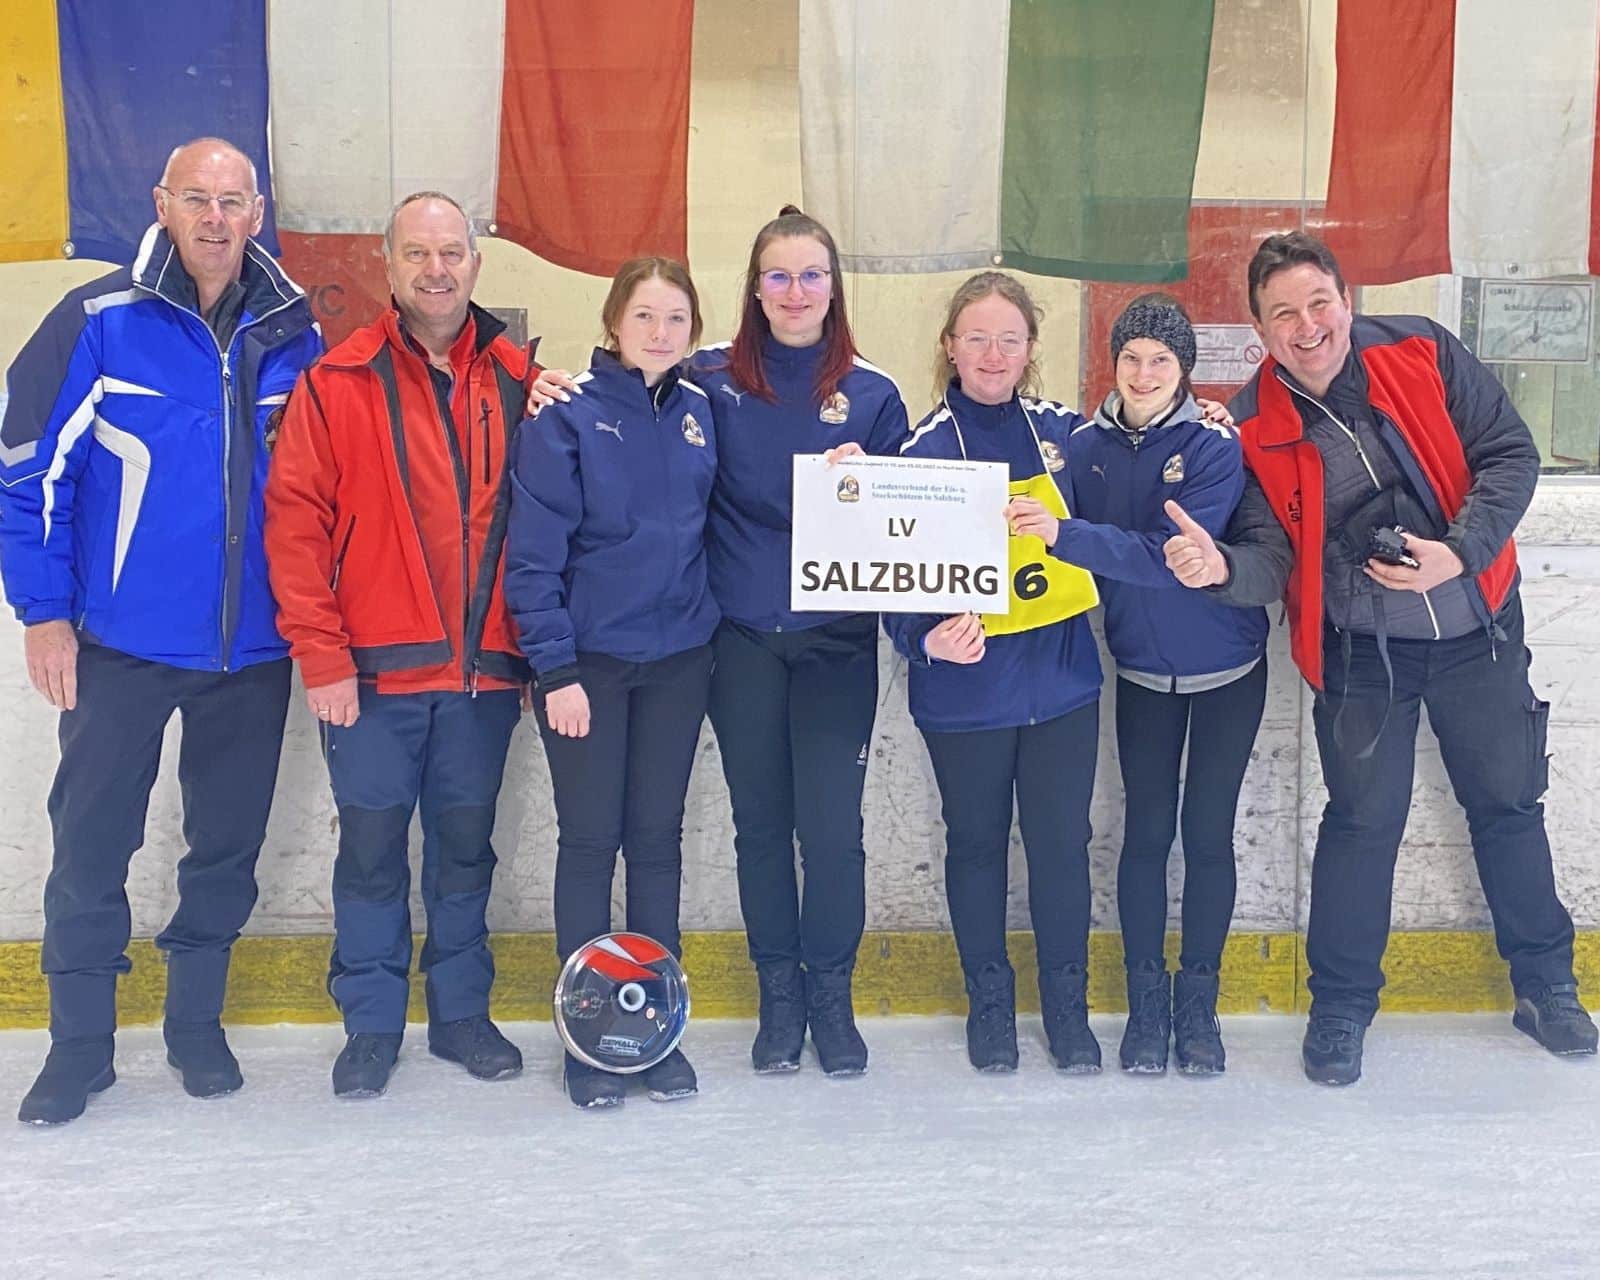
[752,960,807,1073]
[1172,967,1226,1076]
[331,1032,402,1098]
[1301,1014,1365,1086]
[642,1047,699,1101]
[1119,963,1171,1074]
[164,1019,244,1098]
[563,1053,626,1109]
[18,1036,116,1125]
[428,1015,524,1080]
[1513,983,1599,1056]
[963,962,1019,1073]
[805,966,868,1076]
[1037,963,1102,1073]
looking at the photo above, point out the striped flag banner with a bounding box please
[0,0,278,265]
[269,0,692,275]
[799,0,1216,281]
[1323,0,1600,283]
[0,0,692,277]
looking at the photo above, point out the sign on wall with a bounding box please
[1474,280,1594,364]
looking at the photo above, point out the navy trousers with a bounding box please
[707,616,878,975]
[324,686,521,1033]
[42,642,291,1039]
[921,701,1100,976]
[1307,593,1576,1023]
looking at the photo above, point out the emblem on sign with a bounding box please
[682,412,706,447]
[820,391,850,425]
[1163,453,1185,483]
[836,474,861,503]
[1038,439,1065,473]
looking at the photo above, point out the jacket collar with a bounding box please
[587,346,684,410]
[130,223,304,322]
[322,301,523,375]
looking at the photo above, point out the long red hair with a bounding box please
[722,206,858,405]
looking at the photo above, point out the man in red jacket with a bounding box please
[265,191,536,1098]
[1164,231,1594,1086]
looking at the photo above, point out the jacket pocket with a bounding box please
[330,514,358,590]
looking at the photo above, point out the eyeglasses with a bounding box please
[158,185,257,217]
[953,332,1030,356]
[758,268,832,296]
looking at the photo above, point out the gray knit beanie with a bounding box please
[1110,303,1197,376]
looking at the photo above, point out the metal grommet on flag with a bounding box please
[552,932,690,1074]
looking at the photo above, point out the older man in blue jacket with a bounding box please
[0,137,321,1124]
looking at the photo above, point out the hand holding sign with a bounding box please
[924,612,986,664]
[1162,499,1229,588]
[1004,496,1059,547]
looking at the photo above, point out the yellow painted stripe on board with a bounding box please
[0,0,69,263]
[1,930,1596,1029]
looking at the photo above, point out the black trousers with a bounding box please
[921,701,1099,976]
[1308,594,1575,1023]
[42,642,291,1038]
[1114,660,1268,972]
[539,646,713,962]
[707,616,877,974]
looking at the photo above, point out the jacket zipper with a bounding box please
[428,366,474,694]
[330,515,358,589]
[151,285,302,670]
[1282,379,1440,638]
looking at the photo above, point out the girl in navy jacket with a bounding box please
[1061,295,1268,1077]
[505,257,717,1110]
[884,272,1106,1075]
[526,212,907,1079]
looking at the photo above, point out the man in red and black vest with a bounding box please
[265,191,537,1098]
[1164,231,1594,1085]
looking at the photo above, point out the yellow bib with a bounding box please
[981,471,1100,637]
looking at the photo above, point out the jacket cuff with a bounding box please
[1442,528,1486,578]
[18,602,75,625]
[537,663,582,692]
[298,649,358,690]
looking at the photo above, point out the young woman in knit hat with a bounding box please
[1062,293,1269,1076]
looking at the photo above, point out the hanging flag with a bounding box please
[268,0,692,277]
[1324,0,1600,283]
[0,0,278,266]
[798,0,1215,282]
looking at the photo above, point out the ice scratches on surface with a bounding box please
[2,1015,1597,1280]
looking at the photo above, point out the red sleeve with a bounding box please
[264,370,358,688]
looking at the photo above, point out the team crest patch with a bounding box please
[263,407,285,455]
[820,391,850,425]
[836,474,861,503]
[1163,452,1185,483]
[1038,439,1065,473]
[682,412,706,447]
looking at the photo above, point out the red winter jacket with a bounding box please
[265,304,536,693]
[1225,315,1527,688]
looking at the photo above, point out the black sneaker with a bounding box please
[1119,963,1171,1074]
[642,1048,698,1101]
[1513,982,1598,1057]
[563,1053,626,1110]
[164,1019,244,1099]
[1302,1015,1365,1086]
[331,1032,403,1098]
[964,962,1019,1073]
[752,961,807,1073]
[428,1015,524,1080]
[1037,963,1102,1073]
[17,1036,116,1126]
[1172,968,1226,1076]
[804,966,868,1076]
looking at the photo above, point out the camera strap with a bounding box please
[1332,584,1395,762]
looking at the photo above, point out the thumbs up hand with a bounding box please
[1162,500,1229,588]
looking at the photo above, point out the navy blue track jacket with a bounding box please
[505,348,719,686]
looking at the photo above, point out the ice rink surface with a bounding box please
[1,1014,1596,1280]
